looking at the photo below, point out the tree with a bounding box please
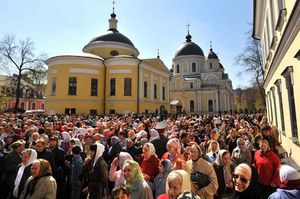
[0,34,46,113]
[235,30,266,107]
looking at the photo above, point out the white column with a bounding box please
[197,93,201,112]
[150,72,154,100]
[160,77,162,102]
[139,67,143,100]
[215,91,219,112]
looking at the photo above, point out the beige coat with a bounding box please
[189,158,218,199]
[19,175,57,199]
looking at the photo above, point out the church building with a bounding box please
[170,31,234,114]
[46,10,170,115]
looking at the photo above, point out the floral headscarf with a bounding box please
[123,160,144,191]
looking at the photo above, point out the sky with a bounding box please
[0,0,254,89]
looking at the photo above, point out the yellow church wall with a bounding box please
[46,63,105,114]
[201,92,216,112]
[105,64,138,114]
[46,100,103,115]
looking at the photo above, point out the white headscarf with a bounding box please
[93,143,105,167]
[13,149,37,197]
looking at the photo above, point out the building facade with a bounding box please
[0,75,46,112]
[46,11,170,115]
[253,0,300,166]
[169,32,233,114]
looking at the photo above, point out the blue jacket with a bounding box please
[268,189,300,199]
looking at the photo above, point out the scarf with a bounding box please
[13,149,37,197]
[216,149,232,186]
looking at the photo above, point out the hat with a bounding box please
[10,140,23,149]
[155,121,167,130]
[280,165,300,182]
[50,136,59,141]
[177,191,201,199]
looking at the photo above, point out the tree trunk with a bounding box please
[14,70,22,113]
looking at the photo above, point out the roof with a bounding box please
[88,30,135,47]
[175,33,204,57]
[175,42,204,57]
[208,49,219,59]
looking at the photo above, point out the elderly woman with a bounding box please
[212,149,235,199]
[12,149,37,199]
[162,138,185,169]
[139,142,159,182]
[123,159,153,199]
[253,139,280,199]
[109,152,133,186]
[157,169,191,199]
[206,140,220,163]
[19,159,57,199]
[268,165,300,199]
[153,159,173,198]
[83,143,109,199]
[231,138,252,166]
[189,143,218,199]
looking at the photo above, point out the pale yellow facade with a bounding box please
[170,34,234,114]
[46,12,169,115]
[253,0,300,166]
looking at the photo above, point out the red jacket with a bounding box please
[140,154,159,181]
[253,150,280,186]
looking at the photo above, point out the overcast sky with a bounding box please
[0,0,254,89]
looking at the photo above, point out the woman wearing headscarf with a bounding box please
[153,159,173,198]
[189,143,218,199]
[19,159,57,199]
[149,129,159,142]
[157,169,192,199]
[162,138,185,169]
[206,140,220,163]
[123,159,153,199]
[231,138,252,166]
[212,149,235,199]
[108,136,122,163]
[268,165,300,199]
[253,139,280,199]
[109,152,133,186]
[139,142,159,182]
[12,149,37,199]
[82,143,109,199]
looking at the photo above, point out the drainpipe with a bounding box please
[137,59,142,114]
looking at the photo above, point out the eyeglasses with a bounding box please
[232,174,250,184]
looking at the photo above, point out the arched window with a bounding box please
[190,100,194,112]
[41,103,45,110]
[192,62,196,72]
[208,100,213,112]
[176,64,180,73]
[210,63,213,68]
[32,103,36,110]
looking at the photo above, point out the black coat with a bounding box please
[37,148,57,173]
[151,134,169,159]
[212,162,235,198]
[4,150,22,189]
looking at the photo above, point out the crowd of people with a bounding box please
[0,112,299,199]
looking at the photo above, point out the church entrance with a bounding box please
[208,100,213,112]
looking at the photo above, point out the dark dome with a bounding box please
[175,42,204,57]
[219,63,224,69]
[208,48,218,59]
[89,30,135,47]
[175,33,204,57]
